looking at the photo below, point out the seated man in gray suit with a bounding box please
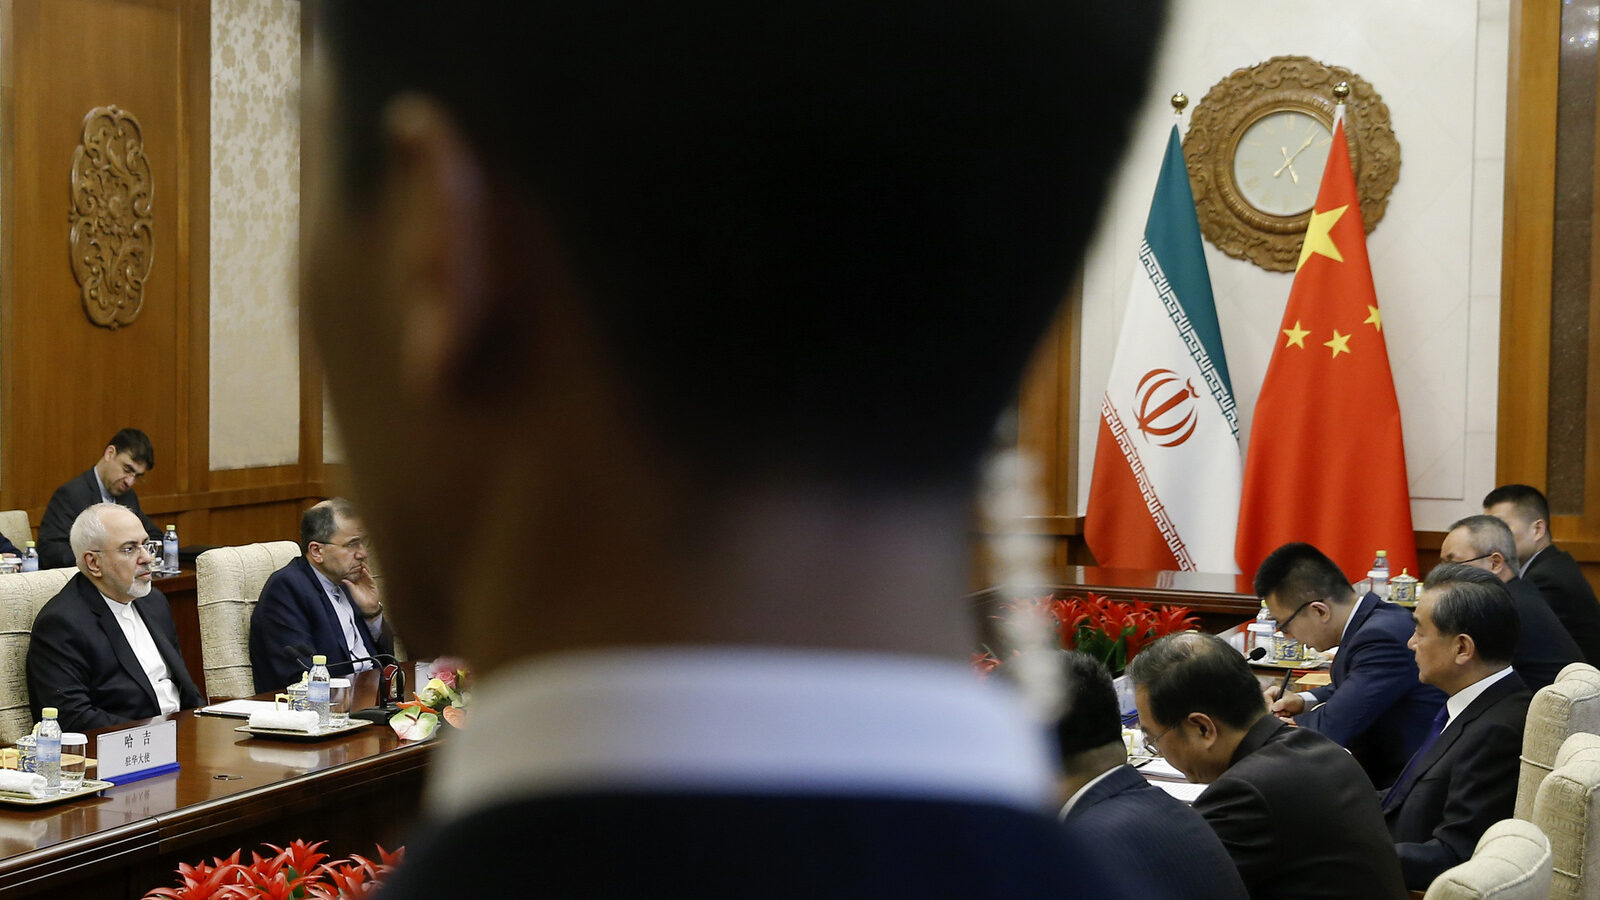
[1054,651,1247,900]
[38,428,161,569]
[27,503,202,732]
[1129,632,1406,899]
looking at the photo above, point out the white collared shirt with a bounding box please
[101,594,181,715]
[1444,665,1516,731]
[427,648,1057,819]
[1056,764,1120,821]
[1296,594,1366,704]
[310,568,373,672]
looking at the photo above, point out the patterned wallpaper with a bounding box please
[209,0,301,469]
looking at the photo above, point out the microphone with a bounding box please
[284,645,409,723]
[1247,647,1267,662]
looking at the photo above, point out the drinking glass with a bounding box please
[143,540,164,575]
[328,678,352,728]
[15,735,34,773]
[60,734,87,788]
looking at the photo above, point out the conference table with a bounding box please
[0,674,435,899]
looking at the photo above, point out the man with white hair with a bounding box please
[26,502,202,732]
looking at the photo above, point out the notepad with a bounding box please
[197,700,279,718]
[1151,780,1206,803]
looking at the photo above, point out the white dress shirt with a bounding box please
[1444,665,1516,730]
[311,568,374,672]
[428,647,1057,819]
[101,594,181,715]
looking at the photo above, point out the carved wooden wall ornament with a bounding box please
[69,105,154,329]
[1184,56,1400,272]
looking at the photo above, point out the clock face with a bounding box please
[1232,109,1334,217]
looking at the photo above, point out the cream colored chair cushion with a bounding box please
[1560,663,1600,687]
[196,542,301,700]
[1519,672,1600,820]
[1533,745,1600,900]
[0,510,31,554]
[0,567,78,743]
[1423,818,1553,900]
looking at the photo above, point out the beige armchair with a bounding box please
[0,568,78,743]
[1422,818,1552,900]
[196,541,301,700]
[1518,664,1600,820]
[1533,731,1600,899]
[0,510,31,555]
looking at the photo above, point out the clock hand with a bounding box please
[1274,133,1318,178]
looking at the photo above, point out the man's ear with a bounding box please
[1188,712,1219,746]
[1532,516,1549,542]
[81,551,101,579]
[1454,633,1476,665]
[375,95,502,403]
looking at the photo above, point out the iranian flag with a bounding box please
[1085,126,1241,573]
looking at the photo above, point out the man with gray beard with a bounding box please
[26,502,202,732]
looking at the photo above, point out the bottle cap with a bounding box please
[166,525,176,531]
[1376,550,1388,557]
[25,541,34,548]
[42,708,56,719]
[312,654,327,665]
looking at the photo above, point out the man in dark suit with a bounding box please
[1384,571,1532,889]
[27,503,203,732]
[1439,515,1581,689]
[1485,483,1600,663]
[38,428,161,570]
[1256,542,1445,788]
[1128,632,1406,899]
[249,499,392,693]
[298,1,1165,894]
[1054,651,1247,899]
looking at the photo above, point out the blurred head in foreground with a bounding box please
[302,1,1166,669]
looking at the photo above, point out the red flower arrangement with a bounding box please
[980,592,1200,677]
[142,839,403,899]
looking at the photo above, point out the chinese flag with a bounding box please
[1235,118,1417,583]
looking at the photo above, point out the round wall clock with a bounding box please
[1183,56,1400,272]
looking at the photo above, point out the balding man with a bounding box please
[1438,516,1580,689]
[26,503,202,732]
[1485,483,1600,663]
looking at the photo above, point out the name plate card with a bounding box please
[96,719,179,784]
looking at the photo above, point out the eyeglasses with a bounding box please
[1143,722,1177,756]
[1278,599,1316,633]
[316,536,365,553]
[1442,552,1493,565]
[93,541,149,559]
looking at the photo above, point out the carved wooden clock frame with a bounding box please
[1183,55,1400,273]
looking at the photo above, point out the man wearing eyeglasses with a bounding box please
[1438,515,1579,690]
[1256,542,1445,789]
[27,503,203,732]
[249,499,392,693]
[38,428,163,570]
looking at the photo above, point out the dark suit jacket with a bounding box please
[26,572,204,732]
[249,556,394,693]
[38,469,160,569]
[1524,545,1600,664]
[1383,671,1531,890]
[1196,716,1407,900]
[1061,764,1248,899]
[1300,594,1447,788]
[376,792,1113,898]
[1505,575,1583,690]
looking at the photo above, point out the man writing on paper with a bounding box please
[39,428,162,569]
[1438,514,1579,690]
[299,0,1165,892]
[1383,567,1531,889]
[1256,542,1444,788]
[1128,632,1405,898]
[250,499,392,693]
[27,503,203,732]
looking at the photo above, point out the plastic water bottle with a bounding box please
[1248,604,1277,661]
[20,541,38,573]
[1368,550,1391,600]
[162,525,179,575]
[35,708,61,795]
[308,654,331,729]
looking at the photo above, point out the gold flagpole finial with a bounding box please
[1333,81,1350,102]
[1170,92,1189,114]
